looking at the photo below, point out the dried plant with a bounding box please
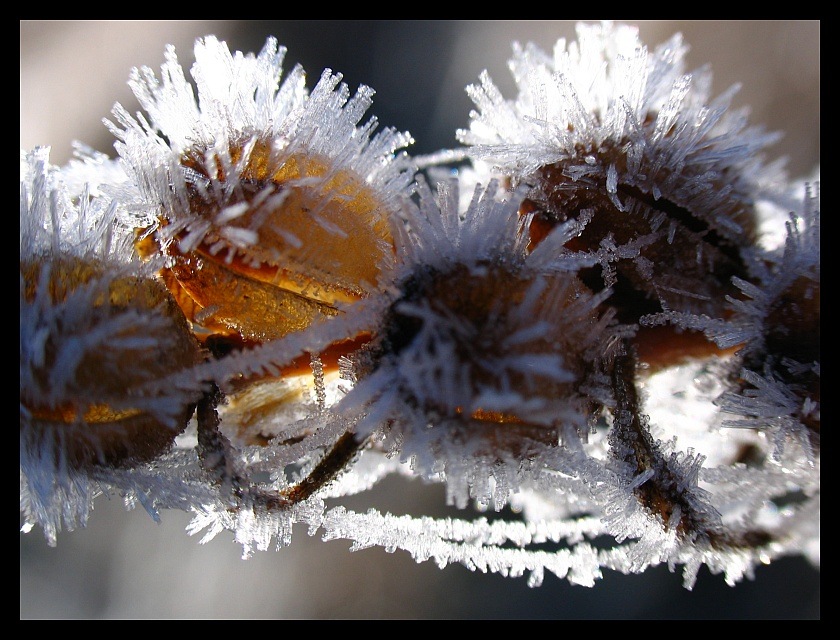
[20,22,819,590]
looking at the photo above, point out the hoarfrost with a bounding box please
[21,24,819,592]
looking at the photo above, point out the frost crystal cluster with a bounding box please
[20,22,819,589]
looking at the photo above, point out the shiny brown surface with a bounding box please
[148,142,399,344]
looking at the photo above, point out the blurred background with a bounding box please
[20,20,819,619]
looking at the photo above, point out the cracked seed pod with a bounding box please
[106,35,416,350]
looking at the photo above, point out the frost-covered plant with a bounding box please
[20,22,819,590]
[105,35,415,348]
[20,147,206,542]
[457,20,803,353]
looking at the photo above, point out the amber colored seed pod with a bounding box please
[20,255,205,470]
[150,139,395,347]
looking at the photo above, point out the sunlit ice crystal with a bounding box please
[106,35,416,348]
[20,147,206,542]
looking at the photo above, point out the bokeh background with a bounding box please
[20,20,820,619]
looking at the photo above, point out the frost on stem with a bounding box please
[20,25,819,589]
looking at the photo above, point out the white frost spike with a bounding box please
[215,202,250,224]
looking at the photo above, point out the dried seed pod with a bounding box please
[20,148,205,472]
[20,255,204,469]
[642,181,820,455]
[107,36,415,348]
[719,186,820,454]
[334,177,627,507]
[363,263,614,446]
[457,21,789,336]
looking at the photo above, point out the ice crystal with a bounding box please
[20,25,819,590]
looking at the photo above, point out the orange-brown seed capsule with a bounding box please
[20,255,205,469]
[148,140,397,348]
